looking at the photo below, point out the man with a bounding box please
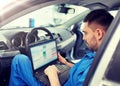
[9,9,113,86]
[44,9,113,86]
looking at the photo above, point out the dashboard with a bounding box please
[0,26,76,55]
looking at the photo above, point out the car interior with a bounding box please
[0,0,120,86]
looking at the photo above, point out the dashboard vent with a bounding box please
[0,41,8,50]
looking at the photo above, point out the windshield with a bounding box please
[1,4,89,29]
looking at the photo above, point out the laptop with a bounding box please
[27,39,70,86]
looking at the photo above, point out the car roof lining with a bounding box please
[0,0,120,27]
[67,0,120,10]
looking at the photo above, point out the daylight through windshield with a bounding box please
[2,4,89,29]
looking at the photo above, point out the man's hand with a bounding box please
[44,65,61,86]
[58,53,67,64]
[44,65,60,76]
[58,53,74,67]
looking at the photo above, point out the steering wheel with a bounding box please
[25,27,54,53]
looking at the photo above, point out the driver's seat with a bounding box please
[72,23,91,60]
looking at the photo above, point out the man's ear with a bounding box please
[95,28,105,40]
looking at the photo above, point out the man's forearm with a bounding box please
[65,61,74,67]
[47,73,61,86]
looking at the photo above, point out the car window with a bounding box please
[2,4,89,29]
[109,10,118,17]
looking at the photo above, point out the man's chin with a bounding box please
[86,45,93,51]
[86,44,89,48]
[85,43,93,50]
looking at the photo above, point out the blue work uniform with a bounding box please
[9,54,43,86]
[64,51,95,86]
[9,52,95,86]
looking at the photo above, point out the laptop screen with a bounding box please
[29,39,58,70]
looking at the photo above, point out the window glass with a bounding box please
[2,4,89,29]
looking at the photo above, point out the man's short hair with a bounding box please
[84,9,114,31]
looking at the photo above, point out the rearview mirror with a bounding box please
[57,6,75,14]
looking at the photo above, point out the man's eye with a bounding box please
[83,32,87,35]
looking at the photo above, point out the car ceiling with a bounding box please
[67,0,120,10]
[0,0,120,27]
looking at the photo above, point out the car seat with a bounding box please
[72,23,91,59]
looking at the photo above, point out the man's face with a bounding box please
[82,22,99,51]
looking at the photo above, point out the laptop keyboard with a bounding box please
[35,64,70,86]
[55,64,70,73]
[35,71,50,86]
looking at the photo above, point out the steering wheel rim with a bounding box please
[25,27,54,51]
